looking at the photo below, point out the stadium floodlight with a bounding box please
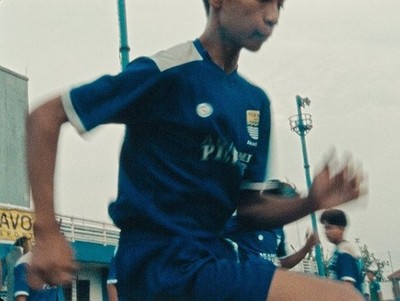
[289,95,325,277]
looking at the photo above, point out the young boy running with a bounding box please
[320,209,364,293]
[27,0,365,300]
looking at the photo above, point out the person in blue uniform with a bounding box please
[224,179,318,269]
[5,236,32,301]
[26,0,366,300]
[320,209,364,293]
[366,269,384,301]
[14,252,64,301]
[107,250,118,301]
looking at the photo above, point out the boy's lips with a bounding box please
[253,31,268,41]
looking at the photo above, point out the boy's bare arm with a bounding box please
[237,157,365,229]
[280,233,318,269]
[26,97,78,288]
[107,283,119,301]
[27,97,66,228]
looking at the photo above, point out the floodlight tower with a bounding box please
[289,95,325,277]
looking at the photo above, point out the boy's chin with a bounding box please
[244,43,264,52]
[243,39,267,52]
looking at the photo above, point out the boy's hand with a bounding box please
[304,232,319,250]
[29,227,78,289]
[308,153,366,211]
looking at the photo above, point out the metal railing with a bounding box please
[56,214,120,246]
[301,259,318,275]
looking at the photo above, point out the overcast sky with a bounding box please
[1,0,399,272]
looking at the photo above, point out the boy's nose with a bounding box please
[263,1,279,29]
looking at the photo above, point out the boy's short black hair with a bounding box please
[201,0,284,16]
[202,0,210,15]
[320,209,347,227]
[14,236,29,247]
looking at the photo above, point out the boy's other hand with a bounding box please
[308,151,367,211]
[28,229,78,289]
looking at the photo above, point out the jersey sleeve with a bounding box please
[13,263,30,297]
[61,57,163,134]
[336,252,359,283]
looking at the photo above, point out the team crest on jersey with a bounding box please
[246,110,260,140]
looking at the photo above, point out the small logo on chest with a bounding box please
[196,103,213,118]
[246,110,260,140]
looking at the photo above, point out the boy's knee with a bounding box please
[341,284,364,301]
[268,270,365,301]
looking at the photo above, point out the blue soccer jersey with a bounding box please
[62,39,275,300]
[327,241,363,292]
[62,39,271,237]
[369,279,382,301]
[14,253,64,301]
[223,215,290,265]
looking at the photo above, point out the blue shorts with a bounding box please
[115,232,276,301]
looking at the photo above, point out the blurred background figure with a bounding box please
[366,269,384,301]
[14,249,64,301]
[107,248,118,301]
[5,237,31,301]
[320,209,364,293]
[223,179,319,269]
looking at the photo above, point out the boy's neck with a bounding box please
[199,32,240,74]
[335,238,346,246]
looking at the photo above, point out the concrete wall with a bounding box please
[77,263,109,301]
[382,280,397,301]
[0,66,29,207]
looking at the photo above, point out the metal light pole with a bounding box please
[117,0,130,70]
[289,95,325,277]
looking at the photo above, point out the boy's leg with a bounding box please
[267,269,364,301]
